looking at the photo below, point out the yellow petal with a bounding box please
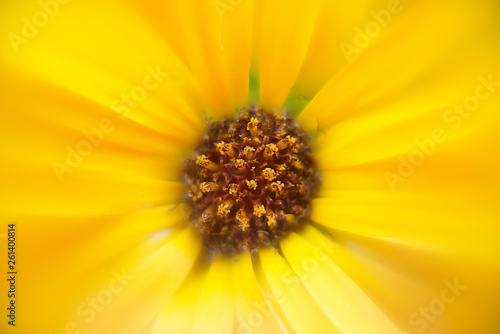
[192,255,235,334]
[311,185,500,265]
[298,0,500,132]
[166,0,253,117]
[18,205,187,285]
[259,247,341,334]
[258,0,322,112]
[119,0,189,66]
[299,223,500,334]
[311,86,500,169]
[280,231,400,334]
[298,224,436,331]
[1,164,183,217]
[0,0,204,129]
[152,265,208,334]
[79,226,201,334]
[13,226,200,334]
[0,77,194,216]
[295,0,388,98]
[231,252,288,334]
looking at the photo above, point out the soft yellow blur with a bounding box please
[1,0,499,333]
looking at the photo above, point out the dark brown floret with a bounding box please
[182,106,320,256]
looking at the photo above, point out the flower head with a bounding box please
[1,0,500,334]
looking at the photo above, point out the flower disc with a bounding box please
[183,106,320,255]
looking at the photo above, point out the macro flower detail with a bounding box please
[183,106,319,256]
[1,1,500,334]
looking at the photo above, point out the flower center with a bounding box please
[183,106,319,256]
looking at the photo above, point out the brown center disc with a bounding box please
[182,106,320,256]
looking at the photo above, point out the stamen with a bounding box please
[217,199,233,217]
[243,146,256,160]
[266,210,277,229]
[200,206,215,223]
[200,182,219,193]
[236,209,250,231]
[269,181,284,193]
[247,117,260,138]
[253,204,266,217]
[262,168,277,181]
[196,155,219,171]
[228,183,239,196]
[277,135,296,150]
[235,159,246,170]
[263,143,278,159]
[290,156,303,170]
[216,142,236,157]
[245,179,258,191]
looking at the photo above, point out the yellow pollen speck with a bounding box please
[236,210,250,231]
[270,181,284,193]
[215,142,225,151]
[228,183,239,195]
[239,220,250,231]
[264,143,278,158]
[200,182,210,193]
[217,200,232,217]
[277,135,297,150]
[247,118,260,137]
[262,168,276,181]
[245,179,258,190]
[243,146,255,159]
[200,182,218,193]
[253,204,265,217]
[266,212,277,229]
[235,159,246,169]
[196,155,209,167]
[216,142,235,157]
[247,118,258,130]
[196,155,219,171]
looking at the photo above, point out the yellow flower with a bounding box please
[1,0,500,334]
